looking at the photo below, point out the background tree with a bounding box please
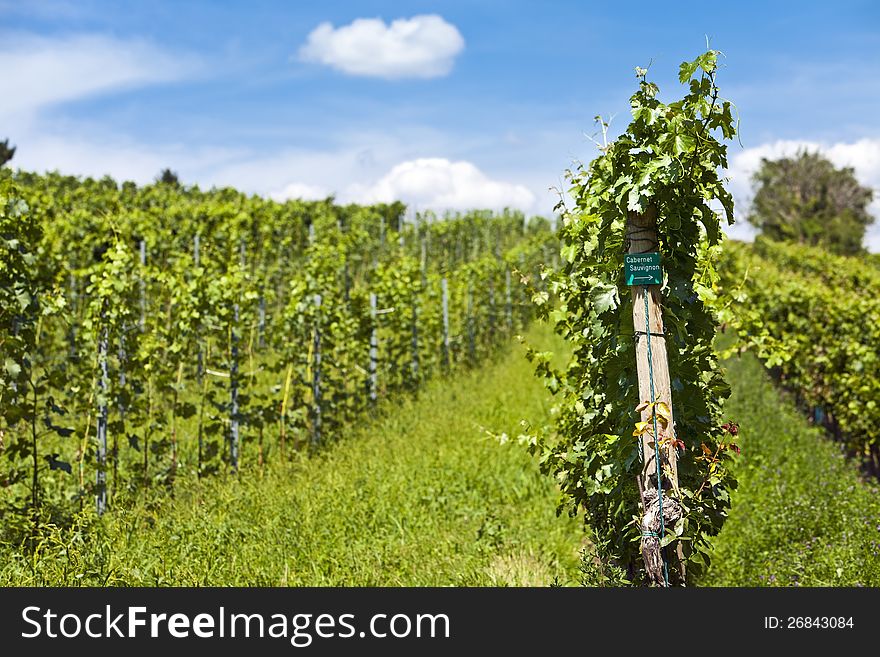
[747,150,874,255]
[156,168,181,187]
[0,139,15,167]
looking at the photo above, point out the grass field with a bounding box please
[704,335,880,586]
[3,323,879,586]
[0,325,584,586]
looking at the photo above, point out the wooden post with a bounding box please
[627,206,684,586]
[96,325,109,515]
[115,330,126,502]
[68,273,78,359]
[466,283,475,362]
[505,268,513,333]
[311,294,323,446]
[488,279,496,342]
[138,239,146,331]
[230,240,244,472]
[230,303,240,472]
[194,235,202,378]
[258,296,266,349]
[420,237,428,288]
[338,218,351,302]
[441,278,450,370]
[369,293,378,405]
[194,235,205,477]
[410,299,419,384]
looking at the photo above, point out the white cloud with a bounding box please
[724,138,880,251]
[298,15,464,79]
[203,141,395,195]
[0,33,199,125]
[345,158,536,212]
[270,181,330,202]
[15,131,540,217]
[13,133,243,185]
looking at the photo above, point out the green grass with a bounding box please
[0,323,584,586]
[703,337,880,586]
[5,321,879,587]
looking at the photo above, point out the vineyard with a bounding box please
[2,50,880,589]
[717,238,880,470]
[0,170,554,543]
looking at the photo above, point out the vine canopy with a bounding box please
[530,49,740,584]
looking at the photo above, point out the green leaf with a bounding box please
[589,283,618,314]
[696,50,718,74]
[673,133,695,155]
[678,60,699,83]
[3,358,21,379]
[627,187,644,213]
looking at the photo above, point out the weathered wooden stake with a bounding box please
[229,240,245,471]
[193,235,205,476]
[229,304,240,472]
[115,330,126,501]
[488,279,496,341]
[138,240,146,331]
[627,207,684,586]
[194,235,205,373]
[466,283,476,362]
[311,294,323,446]
[410,300,419,384]
[369,293,378,404]
[441,278,450,370]
[258,296,266,349]
[68,273,78,358]
[420,237,428,283]
[96,326,109,515]
[505,269,513,332]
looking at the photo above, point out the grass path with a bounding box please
[6,323,880,586]
[1,324,584,586]
[703,339,880,586]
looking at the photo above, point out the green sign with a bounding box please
[624,252,662,286]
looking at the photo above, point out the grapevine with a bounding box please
[528,50,740,585]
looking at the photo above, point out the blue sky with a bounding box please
[2,0,879,248]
